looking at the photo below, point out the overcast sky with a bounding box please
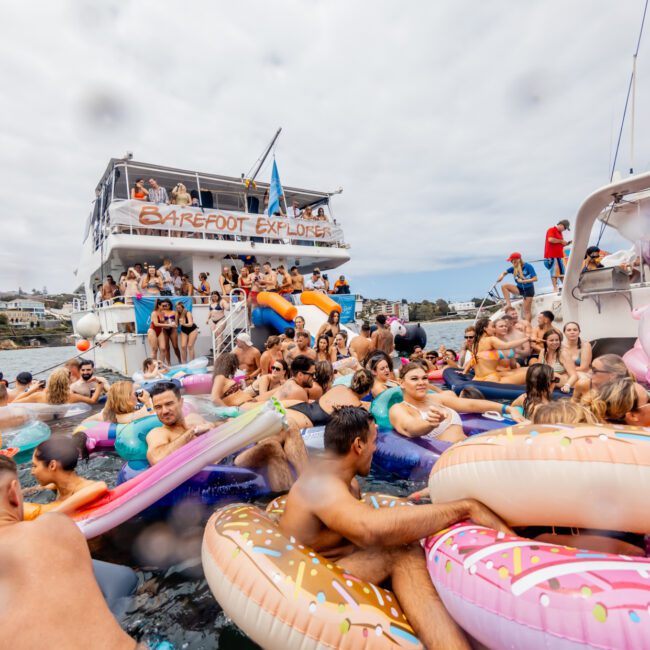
[1,0,649,300]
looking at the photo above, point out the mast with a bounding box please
[243,127,282,184]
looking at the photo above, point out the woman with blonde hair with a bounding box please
[121,267,140,304]
[496,252,538,322]
[171,182,191,206]
[582,377,650,426]
[84,381,153,424]
[14,368,104,406]
[531,399,599,425]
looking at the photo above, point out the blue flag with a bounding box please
[268,158,284,217]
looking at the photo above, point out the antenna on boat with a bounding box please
[242,128,282,188]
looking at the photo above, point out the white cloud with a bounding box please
[0,0,648,293]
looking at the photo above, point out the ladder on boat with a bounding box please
[211,288,250,358]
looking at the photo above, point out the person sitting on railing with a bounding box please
[140,265,162,296]
[147,177,169,204]
[305,268,326,292]
[333,275,350,294]
[170,183,191,206]
[130,178,148,201]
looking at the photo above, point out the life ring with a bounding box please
[202,495,422,649]
[426,523,650,650]
[1,420,51,464]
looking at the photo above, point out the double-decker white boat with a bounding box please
[71,157,353,375]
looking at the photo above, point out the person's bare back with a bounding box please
[371,327,394,355]
[275,378,309,402]
[0,514,135,650]
[350,334,372,361]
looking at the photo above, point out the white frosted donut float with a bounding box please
[428,423,650,533]
[202,498,422,649]
[425,523,650,650]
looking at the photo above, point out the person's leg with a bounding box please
[234,439,293,491]
[158,332,169,365]
[391,544,470,650]
[169,329,182,364]
[501,284,519,308]
[188,329,199,360]
[179,332,188,363]
[557,258,566,289]
[523,296,533,323]
[499,365,528,385]
[550,260,558,291]
[147,330,159,361]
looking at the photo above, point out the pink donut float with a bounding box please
[181,373,214,395]
[425,523,650,650]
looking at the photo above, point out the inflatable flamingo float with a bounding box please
[622,304,650,382]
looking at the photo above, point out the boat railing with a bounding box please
[91,198,348,252]
[211,289,249,358]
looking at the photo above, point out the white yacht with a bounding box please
[71,158,352,375]
[504,171,650,355]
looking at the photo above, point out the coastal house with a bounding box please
[0,299,46,327]
[448,301,478,317]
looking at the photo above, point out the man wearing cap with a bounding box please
[234,332,261,381]
[305,268,326,293]
[544,219,571,292]
[496,253,538,323]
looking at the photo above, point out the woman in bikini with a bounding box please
[259,336,284,376]
[316,310,341,344]
[562,321,592,376]
[159,299,181,365]
[469,317,530,384]
[196,272,211,304]
[531,329,577,393]
[141,265,162,296]
[23,436,108,521]
[219,267,234,296]
[283,369,374,429]
[315,336,332,362]
[147,299,166,361]
[389,363,524,444]
[365,351,398,398]
[210,353,254,407]
[176,301,199,362]
[206,291,229,350]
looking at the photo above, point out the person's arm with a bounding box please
[389,403,444,437]
[436,393,526,423]
[548,236,568,245]
[50,481,108,515]
[559,351,579,392]
[488,335,530,351]
[314,481,513,548]
[146,421,210,465]
[13,382,45,402]
[69,383,105,405]
[210,375,228,406]
[576,341,592,373]
[496,271,508,283]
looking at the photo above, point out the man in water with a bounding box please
[544,219,571,291]
[280,407,512,649]
[370,314,394,355]
[7,371,33,402]
[234,332,261,381]
[531,310,558,354]
[0,456,137,649]
[349,322,372,361]
[274,355,315,401]
[70,359,110,398]
[146,382,213,465]
[286,331,316,364]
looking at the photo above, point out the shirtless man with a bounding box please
[370,314,394,355]
[0,456,137,649]
[286,331,316,364]
[7,372,33,402]
[531,310,558,354]
[146,382,213,465]
[249,264,263,308]
[261,262,277,292]
[65,358,82,383]
[280,407,512,649]
[505,306,533,364]
[70,359,110,398]
[274,355,315,402]
[234,332,261,381]
[290,266,304,294]
[349,322,372,361]
[277,265,293,294]
[281,327,296,358]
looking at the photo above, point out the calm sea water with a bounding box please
[0,324,469,648]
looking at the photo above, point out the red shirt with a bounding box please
[544,226,565,258]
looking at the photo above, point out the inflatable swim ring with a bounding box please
[425,523,650,650]
[180,373,214,395]
[442,367,570,400]
[428,422,650,533]
[202,498,422,649]
[2,420,51,464]
[9,402,91,421]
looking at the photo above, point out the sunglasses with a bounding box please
[271,366,283,372]
[464,335,475,339]
[589,366,611,374]
[302,371,315,377]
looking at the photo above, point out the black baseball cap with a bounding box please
[16,372,33,384]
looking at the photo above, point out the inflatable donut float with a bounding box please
[202,496,422,649]
[425,523,650,650]
[428,422,650,533]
